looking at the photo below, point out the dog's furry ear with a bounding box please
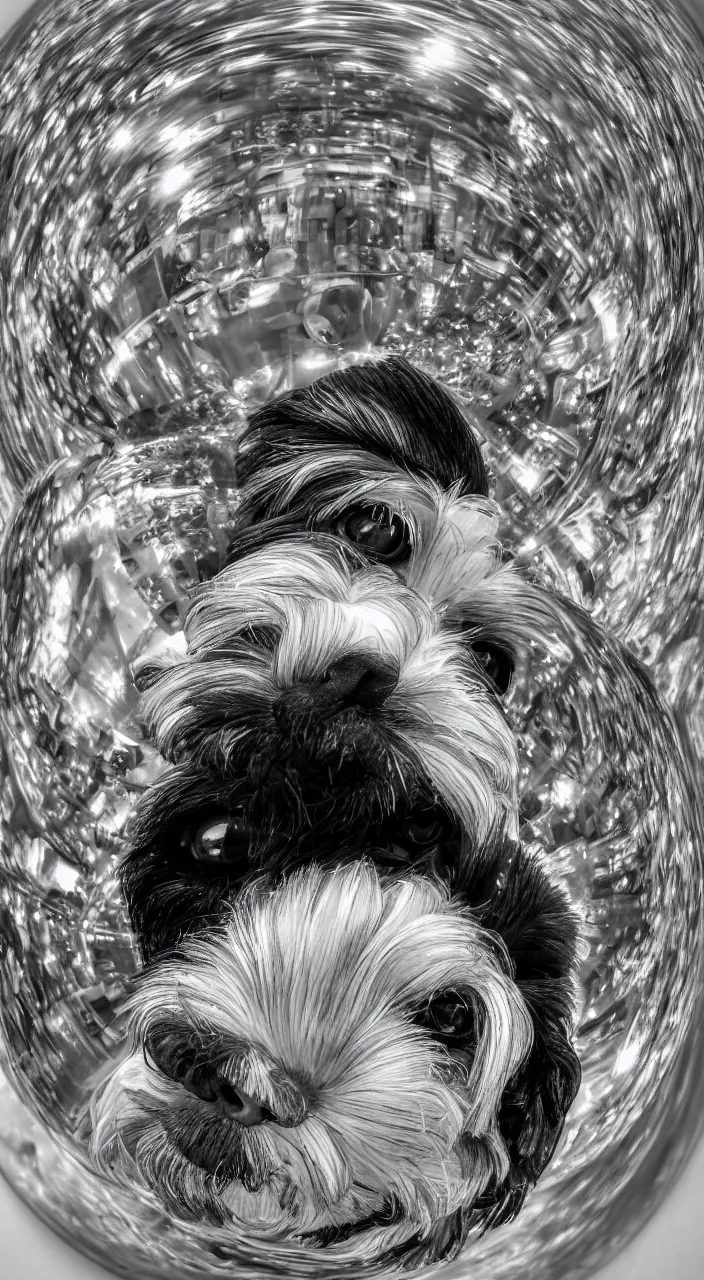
[375,841,582,1273]
[225,511,312,563]
[456,838,583,1232]
[381,1009,581,1269]
[375,1205,473,1271]
[486,1002,582,1225]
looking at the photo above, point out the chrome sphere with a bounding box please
[1,1,704,1279]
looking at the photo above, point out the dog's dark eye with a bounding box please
[145,1027,195,1082]
[337,504,410,563]
[133,663,162,693]
[191,813,250,865]
[419,991,475,1037]
[472,641,514,695]
[405,806,453,848]
[198,624,279,662]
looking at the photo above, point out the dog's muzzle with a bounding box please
[274,651,400,721]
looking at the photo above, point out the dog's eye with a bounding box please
[191,814,250,865]
[133,663,162,693]
[472,641,514,695]
[405,806,453,847]
[419,991,475,1037]
[337,504,410,564]
[145,1028,195,1082]
[198,625,279,662]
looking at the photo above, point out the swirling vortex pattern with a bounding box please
[1,1,704,1279]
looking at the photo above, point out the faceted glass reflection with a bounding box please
[0,1,704,1279]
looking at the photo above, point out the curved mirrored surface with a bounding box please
[1,1,704,1278]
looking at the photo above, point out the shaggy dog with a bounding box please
[89,359,581,1268]
[91,778,580,1266]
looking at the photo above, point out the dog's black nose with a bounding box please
[316,652,399,710]
[212,1077,271,1127]
[184,1066,273,1126]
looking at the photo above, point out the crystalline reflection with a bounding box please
[0,1,704,1279]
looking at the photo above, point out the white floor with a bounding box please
[1,1128,703,1280]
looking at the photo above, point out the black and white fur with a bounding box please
[132,358,549,857]
[89,358,582,1268]
[135,509,546,854]
[91,770,580,1266]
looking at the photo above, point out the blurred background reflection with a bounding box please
[1,2,704,1279]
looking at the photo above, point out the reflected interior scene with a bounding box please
[1,1,704,1279]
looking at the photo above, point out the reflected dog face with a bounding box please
[91,775,581,1266]
[89,359,581,1267]
[136,510,544,854]
[92,860,531,1256]
[135,358,548,857]
[207,355,554,845]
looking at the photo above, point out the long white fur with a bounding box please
[140,503,543,844]
[90,863,532,1253]
[111,471,562,1255]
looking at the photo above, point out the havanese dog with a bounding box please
[88,358,582,1268]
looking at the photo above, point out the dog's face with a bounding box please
[210,356,550,845]
[136,497,546,855]
[93,787,580,1264]
[90,858,535,1256]
[232,356,501,622]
